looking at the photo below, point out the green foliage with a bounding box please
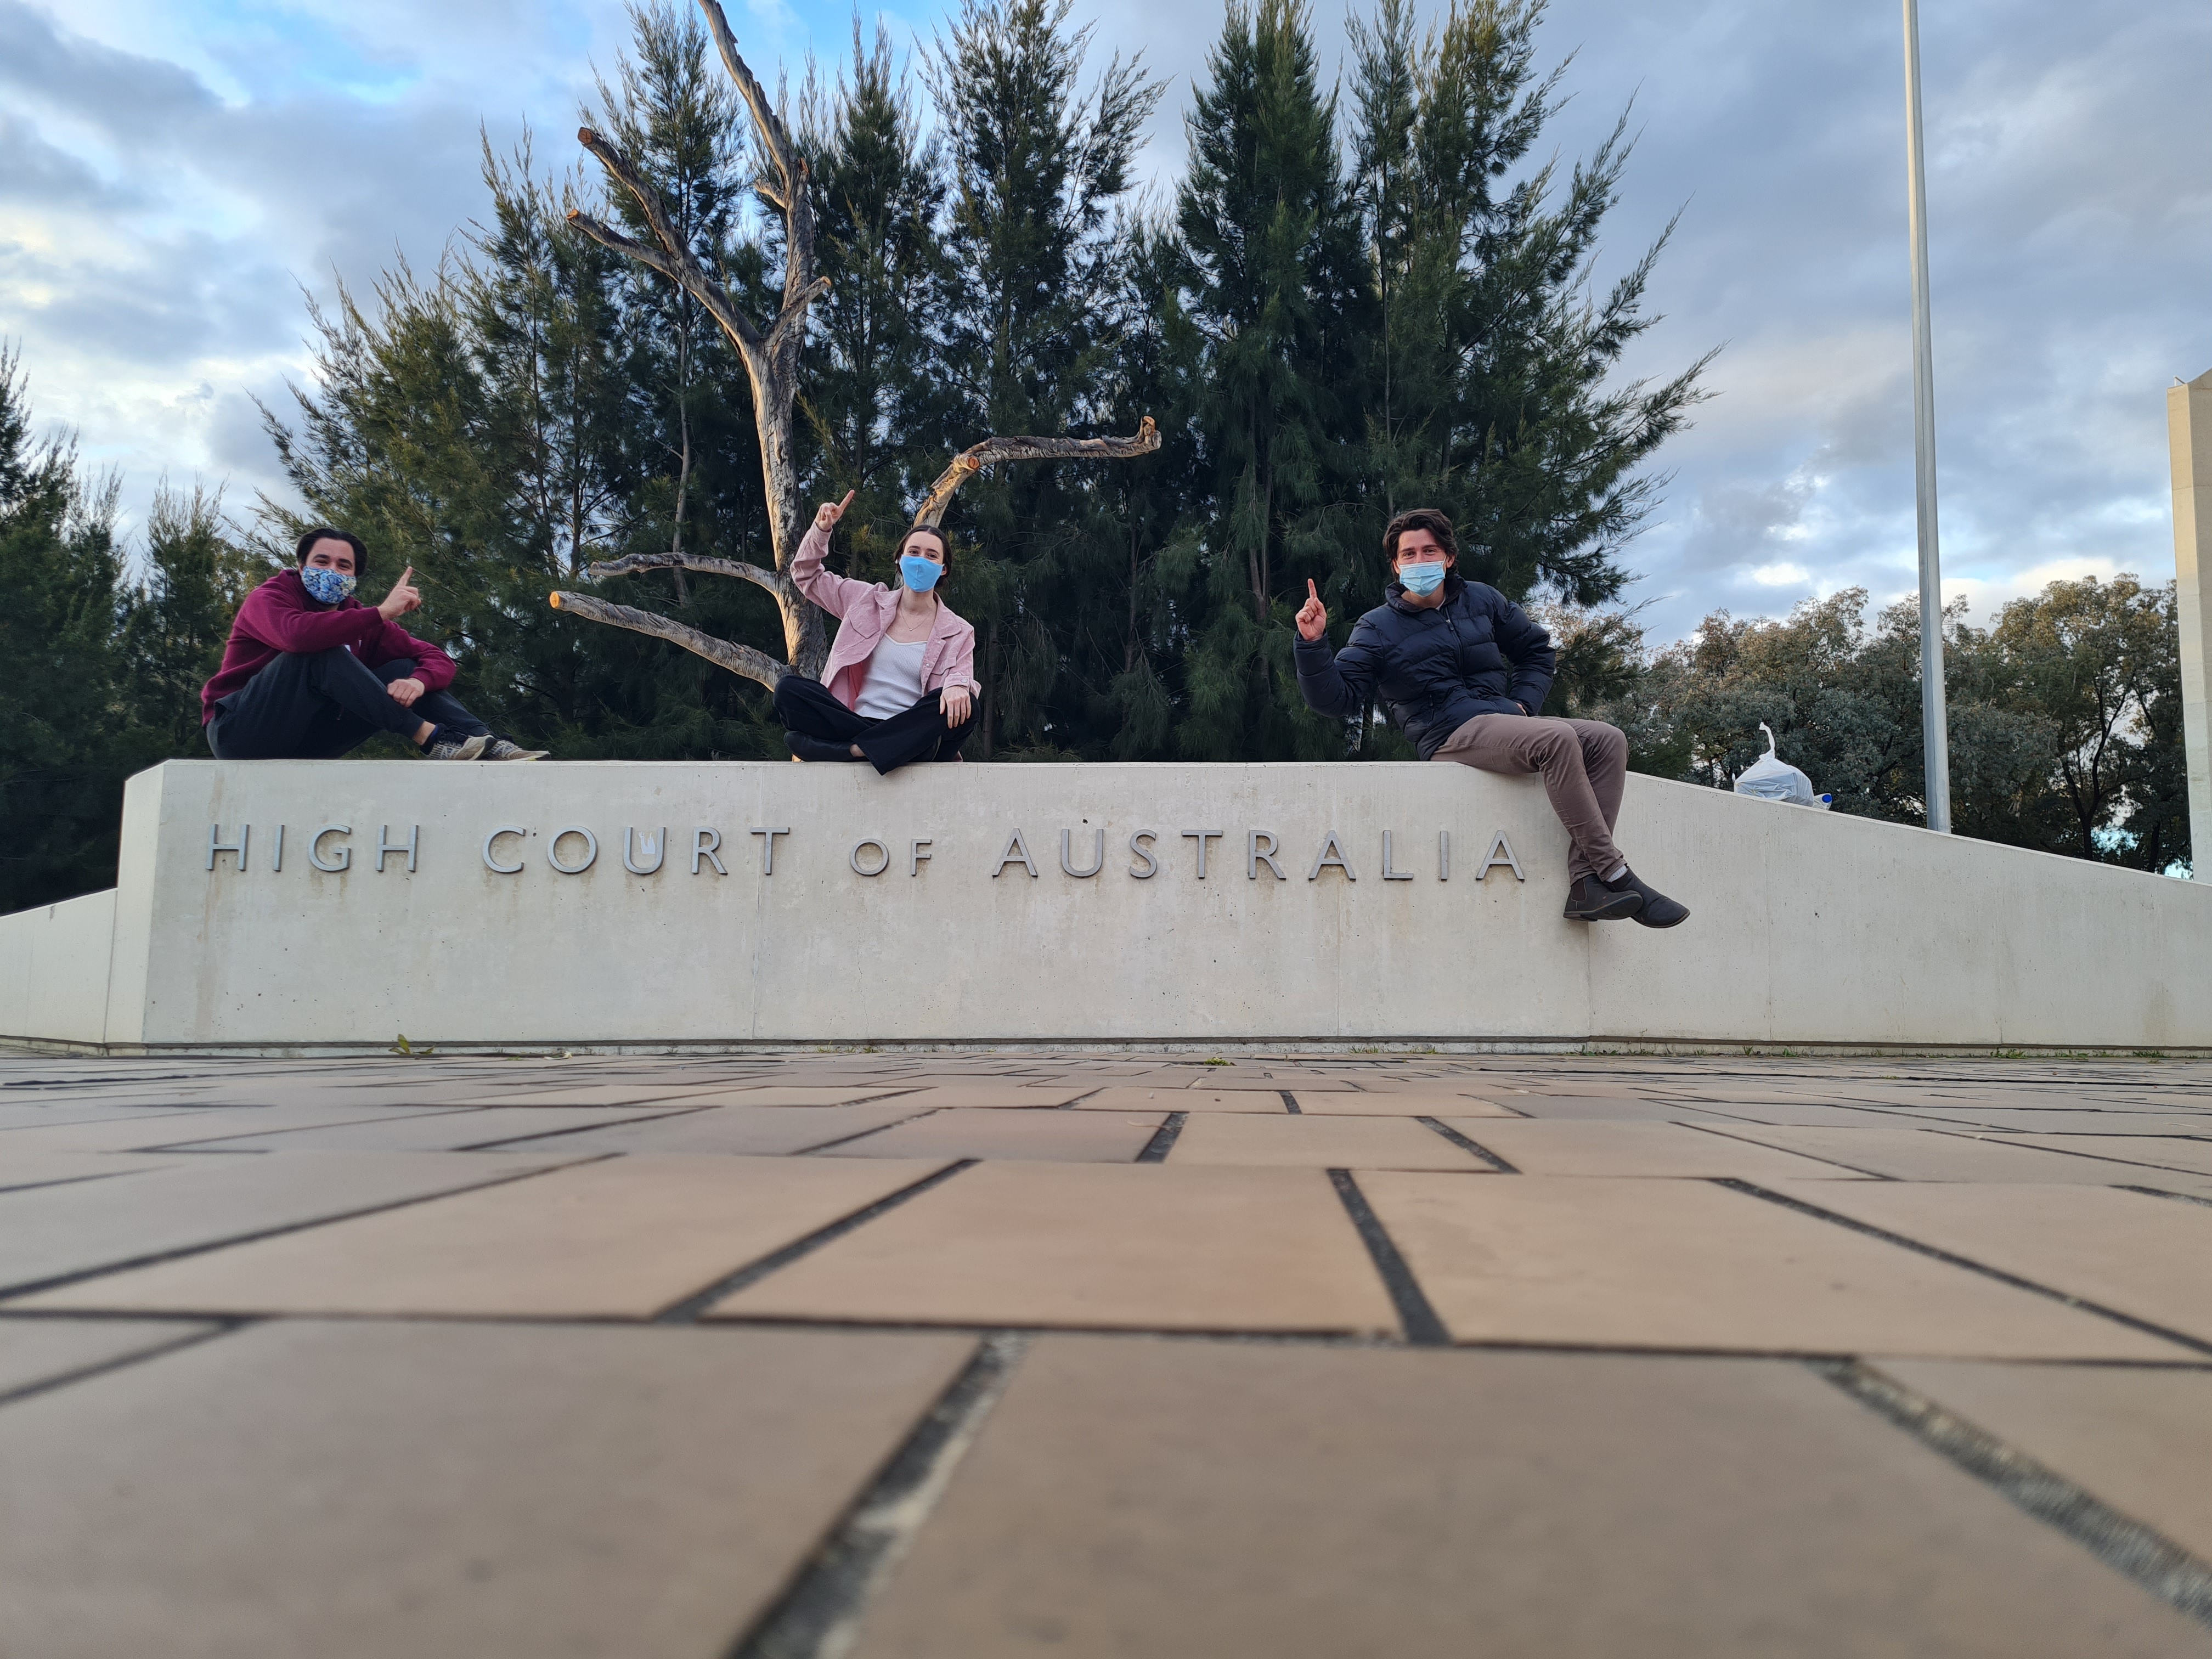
[1582,578,2191,874]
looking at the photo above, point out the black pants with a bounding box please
[773,675,975,774]
[207,650,490,760]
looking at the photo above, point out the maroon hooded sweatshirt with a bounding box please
[201,568,456,726]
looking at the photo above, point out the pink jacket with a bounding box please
[791,522,980,712]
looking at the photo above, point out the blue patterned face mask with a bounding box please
[300,566,357,605]
[899,555,943,594]
[1398,561,1446,596]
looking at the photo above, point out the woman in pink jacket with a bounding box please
[773,490,981,772]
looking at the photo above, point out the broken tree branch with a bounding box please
[550,591,787,690]
[911,417,1161,530]
[587,550,782,594]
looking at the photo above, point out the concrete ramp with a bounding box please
[0,759,2202,1052]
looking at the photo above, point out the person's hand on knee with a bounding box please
[941,684,972,727]
[387,677,425,708]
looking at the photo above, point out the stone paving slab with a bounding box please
[483,1101,933,1155]
[712,1162,1401,1334]
[848,1339,2212,1659]
[0,1316,215,1397]
[1069,1087,1290,1114]
[0,1150,184,1191]
[1288,1088,1522,1116]
[1166,1113,1492,1170]
[878,1083,1110,1109]
[0,1320,975,1659]
[154,1105,699,1153]
[1691,1123,2212,1192]
[1874,1359,2212,1563]
[0,1150,587,1296]
[2001,1133,2212,1177]
[816,1108,1167,1163]
[21,1155,950,1319]
[1437,1119,1878,1179]
[0,1105,486,1154]
[1356,1174,2187,1358]
[1762,1181,2212,1346]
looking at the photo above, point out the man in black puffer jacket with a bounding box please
[1294,507,1688,927]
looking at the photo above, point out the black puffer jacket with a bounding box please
[1294,574,1557,758]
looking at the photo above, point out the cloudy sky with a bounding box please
[4,0,2208,642]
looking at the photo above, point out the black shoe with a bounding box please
[1563,873,1644,921]
[786,731,859,763]
[1613,867,1690,928]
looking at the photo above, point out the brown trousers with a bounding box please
[1434,714,1628,882]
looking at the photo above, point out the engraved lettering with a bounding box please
[1308,831,1357,882]
[1060,827,1105,878]
[692,828,727,876]
[270,823,284,873]
[1181,830,1224,878]
[623,827,666,876]
[375,825,419,874]
[206,823,248,872]
[1248,831,1286,881]
[309,825,352,873]
[1380,830,1413,881]
[1128,830,1160,879]
[910,839,933,876]
[549,827,597,874]
[748,826,791,874]
[1438,829,1451,881]
[483,826,526,874]
[1477,831,1526,882]
[994,830,1040,878]
[850,838,891,877]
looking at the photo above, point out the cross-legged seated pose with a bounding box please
[202,527,546,762]
[1294,508,1688,927]
[777,492,979,774]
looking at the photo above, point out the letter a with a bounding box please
[994,830,1040,878]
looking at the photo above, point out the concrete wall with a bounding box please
[2,758,2206,1052]
[0,889,118,1047]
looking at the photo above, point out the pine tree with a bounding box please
[1173,0,1372,761]
[0,349,134,911]
[119,483,266,761]
[925,0,1160,755]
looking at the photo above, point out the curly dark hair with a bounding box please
[1381,508,1458,565]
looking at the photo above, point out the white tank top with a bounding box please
[854,636,927,720]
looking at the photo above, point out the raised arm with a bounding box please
[1292,581,1381,720]
[788,491,878,621]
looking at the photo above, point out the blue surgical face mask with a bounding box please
[899,554,943,594]
[1399,561,1446,597]
[300,566,357,605]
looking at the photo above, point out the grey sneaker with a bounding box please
[483,738,550,761]
[424,732,489,761]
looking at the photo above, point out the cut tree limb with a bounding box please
[586,551,782,594]
[550,591,787,689]
[911,418,1160,530]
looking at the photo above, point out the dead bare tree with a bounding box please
[549,0,1159,694]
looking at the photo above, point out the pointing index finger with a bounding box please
[839,490,856,510]
[1307,579,1319,601]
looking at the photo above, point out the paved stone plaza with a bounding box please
[3,1047,2211,1656]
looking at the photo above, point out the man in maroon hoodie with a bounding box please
[201,528,546,762]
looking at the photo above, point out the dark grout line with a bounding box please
[1279,1091,1302,1114]
[458,1102,729,1151]
[1714,1179,2212,1358]
[1135,1112,1187,1163]
[1416,1117,1519,1172]
[1679,1120,1901,1180]
[2120,1184,2212,1211]
[653,1162,978,1325]
[724,1332,1027,1659]
[0,1158,607,1304]
[1328,1169,1449,1346]
[785,1108,946,1156]
[0,1318,245,1412]
[1821,1359,2212,1633]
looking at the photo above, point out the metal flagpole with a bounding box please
[1902,0,1952,831]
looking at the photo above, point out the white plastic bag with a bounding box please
[1733,724,1830,808]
